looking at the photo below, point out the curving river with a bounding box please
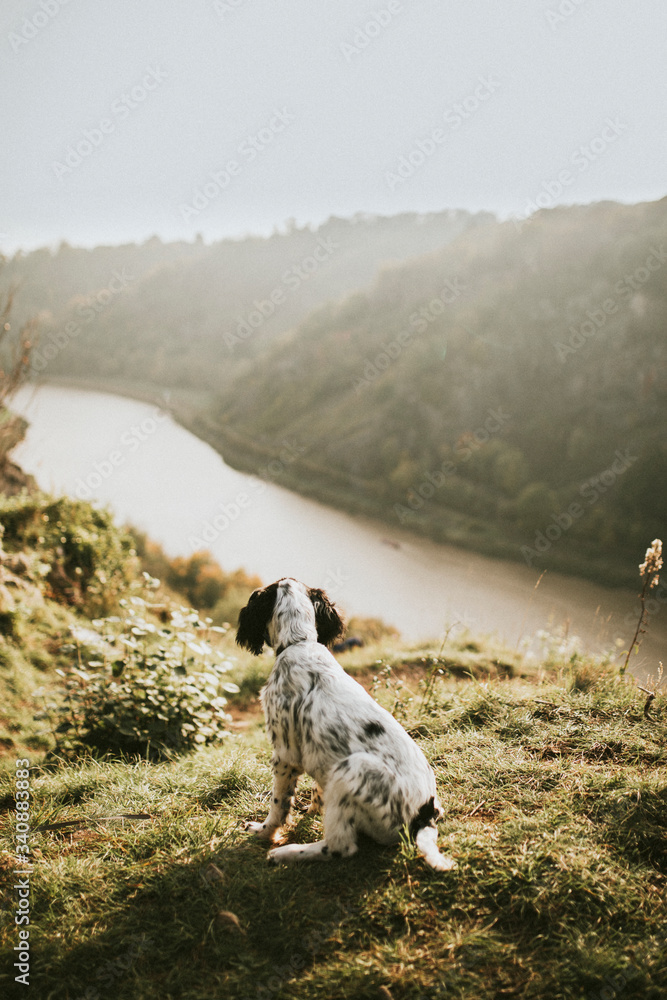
[10,384,666,678]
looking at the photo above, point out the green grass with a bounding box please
[1,669,665,999]
[1,491,665,997]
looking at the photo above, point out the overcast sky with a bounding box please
[2,0,666,252]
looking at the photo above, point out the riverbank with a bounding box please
[35,375,639,589]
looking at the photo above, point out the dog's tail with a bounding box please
[411,797,457,872]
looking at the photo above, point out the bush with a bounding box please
[345,616,400,644]
[50,600,238,760]
[128,530,260,622]
[0,493,137,615]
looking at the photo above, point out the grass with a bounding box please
[1,493,665,997]
[1,660,666,999]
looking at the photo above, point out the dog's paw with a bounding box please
[245,821,275,841]
[430,853,457,872]
[267,843,306,865]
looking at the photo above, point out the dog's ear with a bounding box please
[236,586,276,655]
[308,587,345,647]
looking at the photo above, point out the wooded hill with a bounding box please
[207,198,667,584]
[4,198,667,585]
[3,209,489,391]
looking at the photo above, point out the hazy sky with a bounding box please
[2,0,666,251]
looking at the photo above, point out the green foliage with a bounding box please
[50,602,237,760]
[128,529,261,624]
[514,481,558,532]
[0,491,267,758]
[0,492,137,615]
[165,551,261,620]
[490,442,531,497]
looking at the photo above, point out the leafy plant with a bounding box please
[127,528,261,624]
[0,492,138,615]
[49,598,238,760]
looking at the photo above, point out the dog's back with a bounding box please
[263,641,434,804]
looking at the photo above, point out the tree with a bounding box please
[0,270,36,407]
[515,482,557,532]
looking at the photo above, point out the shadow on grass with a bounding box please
[30,830,431,1000]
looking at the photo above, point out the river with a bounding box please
[9,384,665,678]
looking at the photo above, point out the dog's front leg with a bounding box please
[247,757,301,841]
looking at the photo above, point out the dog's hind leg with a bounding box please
[267,775,359,864]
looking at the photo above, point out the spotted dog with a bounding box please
[236,578,456,870]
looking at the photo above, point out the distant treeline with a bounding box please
[3,209,488,389]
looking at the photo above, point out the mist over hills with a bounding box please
[209,198,667,581]
[4,198,667,585]
[4,209,489,391]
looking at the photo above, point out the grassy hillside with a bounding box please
[203,198,667,586]
[0,492,666,998]
[2,673,666,1000]
[0,492,259,756]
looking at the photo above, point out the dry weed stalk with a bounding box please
[621,538,662,677]
[622,539,664,718]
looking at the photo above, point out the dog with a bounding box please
[236,578,456,870]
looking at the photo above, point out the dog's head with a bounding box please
[236,578,345,655]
